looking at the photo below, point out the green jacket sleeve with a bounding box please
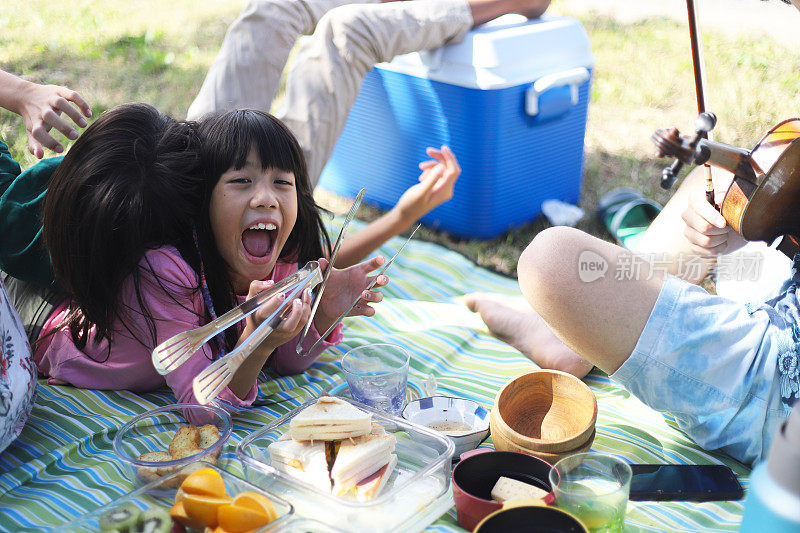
[0,139,62,288]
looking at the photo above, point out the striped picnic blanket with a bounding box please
[0,219,749,532]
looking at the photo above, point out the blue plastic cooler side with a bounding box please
[319,67,591,239]
[319,68,494,210]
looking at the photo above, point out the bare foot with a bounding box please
[463,292,594,378]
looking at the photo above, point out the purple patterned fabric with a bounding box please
[0,276,37,453]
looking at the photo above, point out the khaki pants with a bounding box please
[187,0,473,184]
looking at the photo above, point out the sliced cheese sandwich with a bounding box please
[289,396,372,441]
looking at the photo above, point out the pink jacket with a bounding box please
[34,246,342,406]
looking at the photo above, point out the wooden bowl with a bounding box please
[490,410,595,464]
[492,370,597,453]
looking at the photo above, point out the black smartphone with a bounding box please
[629,464,744,502]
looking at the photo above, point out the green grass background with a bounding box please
[2,0,799,275]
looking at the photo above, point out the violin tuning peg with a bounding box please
[695,112,717,133]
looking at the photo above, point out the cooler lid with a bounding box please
[376,15,595,89]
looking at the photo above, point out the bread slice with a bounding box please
[355,454,398,502]
[290,396,372,441]
[169,425,202,459]
[135,451,174,483]
[490,476,549,503]
[268,438,332,492]
[331,431,396,494]
[198,424,220,449]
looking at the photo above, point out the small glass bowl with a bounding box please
[113,403,231,487]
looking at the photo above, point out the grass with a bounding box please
[2,0,800,276]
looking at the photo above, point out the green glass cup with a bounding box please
[549,452,632,533]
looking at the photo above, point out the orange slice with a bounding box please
[232,491,278,522]
[182,493,232,528]
[179,467,227,498]
[169,500,204,529]
[218,503,273,533]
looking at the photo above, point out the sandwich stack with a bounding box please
[268,396,397,501]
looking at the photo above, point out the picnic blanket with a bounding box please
[0,218,750,532]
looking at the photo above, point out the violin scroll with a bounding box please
[652,112,717,190]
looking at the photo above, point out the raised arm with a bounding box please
[334,146,460,268]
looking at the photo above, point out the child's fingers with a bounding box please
[368,274,389,288]
[248,279,276,298]
[361,289,384,303]
[282,297,310,331]
[440,145,460,174]
[425,146,444,159]
[254,292,286,322]
[358,255,385,274]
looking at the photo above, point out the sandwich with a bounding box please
[354,454,398,502]
[270,416,397,501]
[289,396,372,441]
[268,437,332,493]
[331,426,397,498]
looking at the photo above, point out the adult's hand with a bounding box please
[17,82,92,158]
[681,173,746,256]
[0,71,92,158]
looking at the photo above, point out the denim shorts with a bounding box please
[611,274,799,465]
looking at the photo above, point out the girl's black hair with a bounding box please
[195,109,331,354]
[42,103,204,353]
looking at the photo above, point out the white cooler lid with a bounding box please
[376,14,595,90]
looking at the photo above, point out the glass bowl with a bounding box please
[112,403,232,487]
[51,464,293,532]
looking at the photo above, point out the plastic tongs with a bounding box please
[152,261,323,375]
[192,262,324,404]
[295,188,366,355]
[301,224,421,355]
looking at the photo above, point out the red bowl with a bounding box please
[451,449,558,531]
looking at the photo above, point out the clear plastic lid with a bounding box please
[236,396,456,532]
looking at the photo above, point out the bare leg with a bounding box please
[464,292,594,377]
[519,226,664,375]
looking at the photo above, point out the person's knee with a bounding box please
[314,5,380,65]
[518,226,588,310]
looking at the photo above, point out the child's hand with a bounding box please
[242,279,313,354]
[17,82,92,158]
[394,146,461,224]
[313,256,389,336]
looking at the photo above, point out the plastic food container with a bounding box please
[113,403,232,486]
[237,397,456,532]
[51,464,293,532]
[261,517,349,532]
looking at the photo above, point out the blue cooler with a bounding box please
[318,15,594,239]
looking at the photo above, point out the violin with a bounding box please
[649,0,800,258]
[652,114,800,257]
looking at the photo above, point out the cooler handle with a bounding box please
[525,67,590,117]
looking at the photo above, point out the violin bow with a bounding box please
[686,0,716,206]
